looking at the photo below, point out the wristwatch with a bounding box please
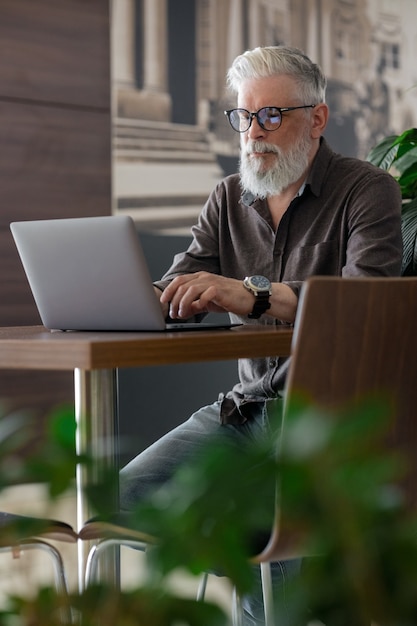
[243,275,272,319]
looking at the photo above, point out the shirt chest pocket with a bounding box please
[283,240,340,280]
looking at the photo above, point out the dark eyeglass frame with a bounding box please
[224,104,316,133]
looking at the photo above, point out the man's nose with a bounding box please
[247,114,266,139]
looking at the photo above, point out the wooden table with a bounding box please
[0,324,293,588]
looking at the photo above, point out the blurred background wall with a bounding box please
[112,0,417,234]
[0,0,111,423]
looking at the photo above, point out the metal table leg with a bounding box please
[74,368,120,591]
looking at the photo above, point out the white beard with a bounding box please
[239,130,312,198]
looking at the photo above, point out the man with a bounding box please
[120,46,402,625]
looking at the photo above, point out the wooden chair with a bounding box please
[80,276,417,624]
[233,276,417,624]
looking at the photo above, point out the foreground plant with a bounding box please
[2,397,417,625]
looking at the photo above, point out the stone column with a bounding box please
[112,0,171,120]
[143,0,167,92]
[248,0,261,49]
[227,0,245,66]
[304,0,321,64]
[111,0,136,90]
[139,0,171,120]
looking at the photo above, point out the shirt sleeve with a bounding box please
[341,169,403,278]
[153,186,222,292]
[282,166,403,300]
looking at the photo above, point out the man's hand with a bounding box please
[160,272,253,319]
[154,286,169,318]
[158,271,298,322]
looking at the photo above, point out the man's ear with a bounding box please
[311,102,329,138]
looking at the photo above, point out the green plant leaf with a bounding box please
[395,145,417,170]
[393,127,417,147]
[397,159,417,199]
[0,585,229,626]
[366,134,399,169]
[401,198,417,274]
[71,585,229,626]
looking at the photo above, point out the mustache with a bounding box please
[244,140,281,155]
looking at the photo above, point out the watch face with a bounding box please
[249,275,271,290]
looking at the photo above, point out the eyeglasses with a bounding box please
[224,105,316,133]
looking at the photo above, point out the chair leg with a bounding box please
[1,539,72,624]
[232,564,276,626]
[232,586,243,626]
[84,538,147,587]
[196,572,209,601]
[260,562,274,626]
[1,539,69,597]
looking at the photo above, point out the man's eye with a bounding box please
[265,109,280,122]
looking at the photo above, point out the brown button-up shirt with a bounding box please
[155,138,403,421]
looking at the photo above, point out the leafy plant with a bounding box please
[2,396,417,625]
[0,406,230,625]
[94,396,417,626]
[276,397,417,626]
[1,585,228,626]
[366,127,417,275]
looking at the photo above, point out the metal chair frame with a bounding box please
[0,512,77,623]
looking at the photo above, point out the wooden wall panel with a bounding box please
[0,0,111,418]
[0,101,112,225]
[0,0,110,108]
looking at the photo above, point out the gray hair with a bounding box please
[226,45,327,104]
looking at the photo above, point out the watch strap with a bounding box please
[248,294,271,319]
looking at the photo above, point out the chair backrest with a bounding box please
[257,276,417,564]
[285,275,417,506]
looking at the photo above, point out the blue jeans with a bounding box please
[120,399,302,625]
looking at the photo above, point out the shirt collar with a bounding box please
[305,136,333,197]
[296,181,306,197]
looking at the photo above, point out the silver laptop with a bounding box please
[10,215,238,332]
